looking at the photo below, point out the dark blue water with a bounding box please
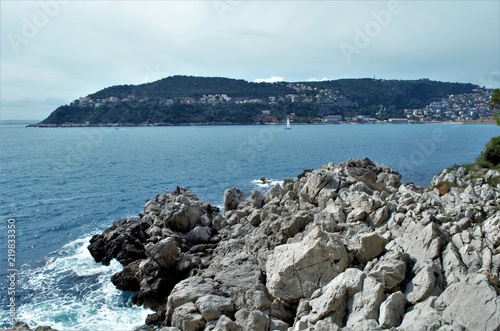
[0,123,498,329]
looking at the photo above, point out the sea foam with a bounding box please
[0,236,151,330]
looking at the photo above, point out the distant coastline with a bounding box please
[26,119,497,128]
[0,120,42,126]
[30,76,496,128]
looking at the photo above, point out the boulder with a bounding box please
[201,239,262,297]
[356,232,388,264]
[308,268,365,324]
[187,226,212,244]
[144,237,181,269]
[144,200,160,214]
[346,207,367,223]
[264,184,286,204]
[378,291,406,328]
[266,228,351,303]
[367,251,407,291]
[248,210,261,226]
[168,202,203,232]
[171,302,205,331]
[234,309,270,331]
[345,275,384,327]
[404,265,436,304]
[435,278,500,330]
[372,205,390,227]
[8,322,59,331]
[165,276,218,324]
[230,285,271,311]
[195,295,235,322]
[393,221,445,262]
[399,305,444,331]
[244,190,265,209]
[223,188,244,214]
[285,211,314,239]
[483,212,500,248]
[212,315,239,331]
[270,318,289,331]
[377,172,401,190]
[299,171,333,203]
[110,259,141,291]
[88,218,148,266]
[269,298,294,322]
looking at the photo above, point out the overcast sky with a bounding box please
[1,1,499,120]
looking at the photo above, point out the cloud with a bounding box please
[307,78,330,82]
[253,76,285,83]
[0,1,498,120]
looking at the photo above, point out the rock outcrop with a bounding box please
[2,322,58,331]
[88,158,500,330]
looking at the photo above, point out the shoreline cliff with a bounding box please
[86,158,500,330]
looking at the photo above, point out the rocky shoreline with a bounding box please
[16,158,498,331]
[7,159,499,331]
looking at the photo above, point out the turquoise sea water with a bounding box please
[0,123,499,329]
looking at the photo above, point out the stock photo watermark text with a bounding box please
[340,1,403,64]
[5,218,17,325]
[8,1,68,54]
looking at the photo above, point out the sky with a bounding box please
[1,1,499,120]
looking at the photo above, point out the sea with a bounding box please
[0,123,498,330]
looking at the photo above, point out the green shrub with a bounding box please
[477,136,500,168]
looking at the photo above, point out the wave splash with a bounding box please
[251,178,284,190]
[0,236,151,330]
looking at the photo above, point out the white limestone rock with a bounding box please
[399,305,445,331]
[405,265,437,304]
[379,291,406,328]
[308,268,365,324]
[195,295,234,322]
[171,302,205,331]
[356,232,388,264]
[299,171,333,203]
[345,275,384,327]
[372,205,390,227]
[211,315,239,331]
[393,220,444,262]
[165,276,218,324]
[265,228,351,303]
[367,251,407,291]
[435,279,500,331]
[234,309,270,331]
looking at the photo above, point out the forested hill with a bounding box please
[89,76,295,100]
[33,75,485,126]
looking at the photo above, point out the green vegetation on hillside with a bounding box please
[456,89,500,172]
[303,78,478,119]
[35,76,490,126]
[476,89,500,169]
[490,88,500,125]
[476,137,500,169]
[89,76,295,100]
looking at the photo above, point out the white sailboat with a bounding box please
[285,117,292,130]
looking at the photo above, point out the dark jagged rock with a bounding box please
[88,218,148,266]
[1,322,58,331]
[87,159,500,330]
[87,187,221,312]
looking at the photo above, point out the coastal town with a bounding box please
[69,83,495,125]
[35,77,495,127]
